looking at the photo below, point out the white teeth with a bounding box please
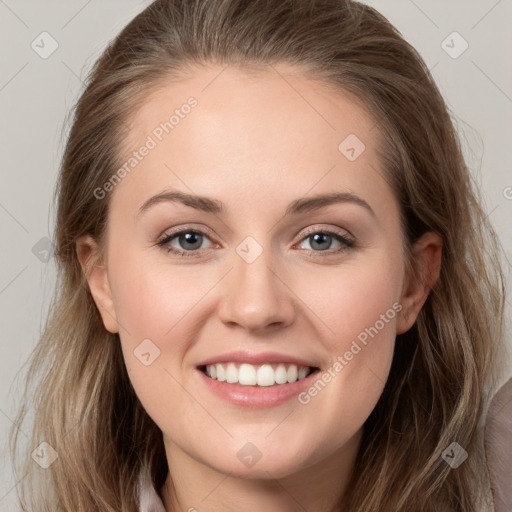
[204,362,313,386]
[287,365,298,383]
[257,364,275,386]
[226,363,238,383]
[274,364,288,384]
[215,363,225,381]
[239,363,257,385]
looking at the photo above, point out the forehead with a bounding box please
[110,63,394,220]
[127,63,379,150]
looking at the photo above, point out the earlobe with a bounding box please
[396,231,442,335]
[76,235,119,334]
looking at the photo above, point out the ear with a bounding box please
[396,231,442,335]
[76,235,119,334]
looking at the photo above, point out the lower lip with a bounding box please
[196,367,320,408]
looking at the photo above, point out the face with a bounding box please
[80,64,439,480]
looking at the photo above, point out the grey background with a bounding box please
[1,1,511,509]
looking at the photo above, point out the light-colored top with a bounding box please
[138,467,166,512]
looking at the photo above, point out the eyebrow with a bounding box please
[137,189,376,218]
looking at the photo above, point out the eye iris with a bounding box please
[179,232,202,250]
[310,233,332,251]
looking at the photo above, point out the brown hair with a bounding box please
[10,1,506,511]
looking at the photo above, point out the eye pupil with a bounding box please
[310,233,332,251]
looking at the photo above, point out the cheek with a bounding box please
[292,249,402,434]
[109,249,214,340]
[107,250,234,402]
[296,244,403,350]
[106,251,192,373]
[110,261,206,425]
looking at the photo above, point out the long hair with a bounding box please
[10,1,507,510]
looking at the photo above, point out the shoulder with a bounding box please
[485,377,512,512]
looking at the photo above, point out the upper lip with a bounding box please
[196,350,320,369]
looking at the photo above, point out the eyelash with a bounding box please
[156,226,355,259]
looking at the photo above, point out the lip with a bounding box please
[195,363,321,409]
[196,367,321,408]
[195,350,320,368]
[195,350,321,408]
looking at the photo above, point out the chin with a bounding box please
[203,443,314,480]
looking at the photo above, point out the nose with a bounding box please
[217,249,296,333]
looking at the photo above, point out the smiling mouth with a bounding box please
[198,362,321,387]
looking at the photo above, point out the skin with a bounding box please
[77,64,442,512]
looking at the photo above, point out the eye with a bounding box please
[157,228,215,257]
[296,229,355,254]
[156,226,355,258]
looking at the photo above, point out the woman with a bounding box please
[10,1,507,511]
